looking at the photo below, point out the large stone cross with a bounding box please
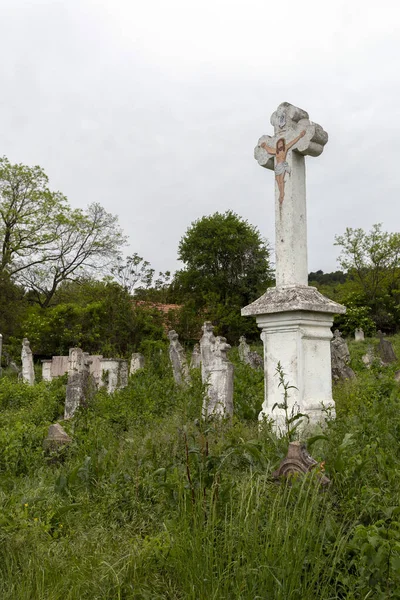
[254,102,328,287]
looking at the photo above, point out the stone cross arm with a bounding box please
[254,102,328,170]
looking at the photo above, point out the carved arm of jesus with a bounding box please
[260,141,275,155]
[285,130,306,150]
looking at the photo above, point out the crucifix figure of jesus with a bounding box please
[260,130,306,203]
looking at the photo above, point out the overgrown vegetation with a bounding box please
[2,339,400,598]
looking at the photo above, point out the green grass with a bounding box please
[2,341,400,598]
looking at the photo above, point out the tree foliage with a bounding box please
[20,279,165,357]
[0,157,126,306]
[175,211,271,303]
[172,211,272,341]
[335,224,400,331]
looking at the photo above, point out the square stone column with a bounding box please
[242,286,345,431]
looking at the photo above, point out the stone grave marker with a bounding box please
[130,353,145,375]
[200,321,216,384]
[354,328,365,342]
[21,338,35,385]
[238,336,263,369]
[64,348,93,419]
[203,336,234,418]
[190,343,201,369]
[43,423,72,451]
[378,330,397,364]
[273,441,330,486]
[100,358,129,393]
[242,102,345,430]
[41,359,52,382]
[168,330,190,385]
[331,330,356,382]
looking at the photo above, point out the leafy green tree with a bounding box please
[111,253,155,294]
[335,224,400,331]
[0,157,126,307]
[173,211,272,340]
[21,280,165,357]
[0,157,68,275]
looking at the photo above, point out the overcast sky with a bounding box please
[0,0,399,276]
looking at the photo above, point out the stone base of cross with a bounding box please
[242,102,345,434]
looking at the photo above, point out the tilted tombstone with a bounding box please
[200,321,216,384]
[378,330,397,365]
[273,441,330,486]
[242,102,346,431]
[41,359,53,382]
[203,336,234,419]
[64,348,93,419]
[21,338,35,385]
[168,330,190,385]
[330,330,356,382]
[43,423,72,451]
[130,353,145,375]
[354,328,365,342]
[190,343,201,369]
[238,336,262,369]
[100,358,129,394]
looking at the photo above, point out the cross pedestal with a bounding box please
[242,102,345,432]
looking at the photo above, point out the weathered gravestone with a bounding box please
[354,328,365,342]
[130,353,145,375]
[100,358,128,394]
[242,102,345,431]
[203,336,234,419]
[238,336,263,369]
[43,423,72,451]
[378,330,397,365]
[41,359,52,382]
[362,346,376,368]
[331,330,356,382]
[200,321,216,384]
[168,330,190,385]
[64,348,93,419]
[21,338,35,385]
[51,355,70,378]
[190,343,201,369]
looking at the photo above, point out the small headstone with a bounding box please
[43,423,72,450]
[100,358,129,393]
[354,328,365,342]
[394,370,400,383]
[238,336,251,363]
[41,359,53,382]
[130,353,145,375]
[190,344,201,369]
[168,330,190,385]
[200,321,216,384]
[362,346,376,368]
[273,441,330,486]
[64,348,93,419]
[378,331,397,364]
[203,336,234,418]
[51,355,69,378]
[21,338,35,385]
[238,336,262,369]
[331,330,356,381]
